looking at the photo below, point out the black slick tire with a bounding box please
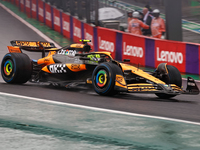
[92,62,123,96]
[156,65,182,99]
[1,53,32,84]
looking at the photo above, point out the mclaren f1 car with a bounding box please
[1,39,199,98]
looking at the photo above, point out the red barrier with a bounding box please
[25,0,31,17]
[97,27,117,58]
[122,33,145,66]
[11,0,15,4]
[31,0,37,19]
[45,3,52,28]
[84,23,94,51]
[15,0,19,7]
[20,0,25,12]
[155,40,186,73]
[53,8,61,33]
[73,17,82,43]
[38,0,44,22]
[62,13,70,39]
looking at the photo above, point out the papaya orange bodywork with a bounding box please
[66,64,87,72]
[120,63,166,84]
[41,66,51,73]
[115,74,127,89]
[37,55,55,66]
[7,46,21,53]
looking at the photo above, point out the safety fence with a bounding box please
[3,0,200,75]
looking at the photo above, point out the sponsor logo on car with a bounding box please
[156,47,183,64]
[15,41,51,47]
[49,64,67,73]
[71,64,80,70]
[57,49,76,56]
[188,82,195,86]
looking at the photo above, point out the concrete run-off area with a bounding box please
[0,93,200,150]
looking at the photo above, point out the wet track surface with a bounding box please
[0,5,200,125]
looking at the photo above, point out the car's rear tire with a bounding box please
[92,62,123,96]
[1,53,32,84]
[155,65,182,99]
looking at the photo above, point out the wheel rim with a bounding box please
[95,69,108,88]
[3,60,13,76]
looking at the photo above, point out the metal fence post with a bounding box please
[165,0,182,41]
[86,0,91,23]
[70,0,75,16]
[95,0,99,26]
[77,0,83,20]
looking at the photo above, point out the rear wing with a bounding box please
[11,40,56,49]
[9,40,58,57]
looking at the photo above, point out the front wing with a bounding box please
[114,76,199,95]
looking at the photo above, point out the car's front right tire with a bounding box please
[155,65,182,99]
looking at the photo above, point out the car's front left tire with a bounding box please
[92,62,123,96]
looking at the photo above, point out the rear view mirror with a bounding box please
[123,59,130,62]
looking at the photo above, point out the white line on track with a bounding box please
[0,3,61,48]
[0,91,200,126]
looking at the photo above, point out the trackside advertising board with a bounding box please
[84,23,94,51]
[25,0,31,17]
[31,0,37,19]
[62,12,70,39]
[122,33,145,66]
[185,44,199,74]
[20,0,25,12]
[97,27,117,58]
[15,0,19,7]
[45,3,52,28]
[38,0,44,22]
[53,8,61,33]
[155,40,186,73]
[73,17,82,43]
[6,0,200,75]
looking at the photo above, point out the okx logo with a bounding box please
[49,64,67,73]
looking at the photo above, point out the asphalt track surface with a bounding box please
[0,7,200,124]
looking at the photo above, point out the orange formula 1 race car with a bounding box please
[1,39,199,99]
